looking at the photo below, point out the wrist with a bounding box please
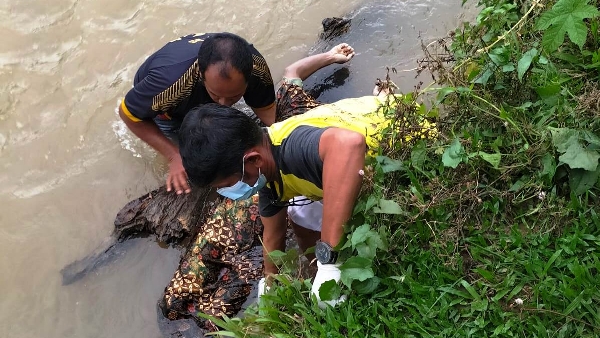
[165,148,180,162]
[315,240,338,264]
[324,52,337,65]
[316,261,341,269]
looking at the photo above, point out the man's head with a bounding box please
[179,103,269,191]
[198,33,253,106]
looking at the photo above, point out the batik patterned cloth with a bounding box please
[160,197,263,327]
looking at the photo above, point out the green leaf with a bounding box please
[442,138,465,168]
[569,168,600,195]
[351,224,372,248]
[352,276,380,294]
[517,48,538,81]
[549,127,579,153]
[542,249,562,277]
[411,141,427,171]
[474,268,495,282]
[460,280,481,301]
[365,194,378,212]
[559,142,600,171]
[376,156,404,173]
[356,242,376,260]
[540,153,557,179]
[535,83,561,99]
[366,230,385,251]
[354,228,384,259]
[438,286,471,299]
[509,176,528,192]
[502,63,515,72]
[472,299,489,312]
[373,199,404,215]
[267,250,287,259]
[564,291,585,315]
[318,279,341,301]
[549,127,600,170]
[340,256,374,288]
[473,66,494,85]
[491,288,512,302]
[478,151,502,168]
[535,0,599,51]
[582,130,600,147]
[436,87,456,104]
[488,47,510,66]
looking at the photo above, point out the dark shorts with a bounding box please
[154,116,181,144]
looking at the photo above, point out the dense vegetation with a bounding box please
[206,0,600,336]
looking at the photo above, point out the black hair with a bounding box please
[197,32,253,82]
[179,103,264,187]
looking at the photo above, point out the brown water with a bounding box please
[0,0,472,337]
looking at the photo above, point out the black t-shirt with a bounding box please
[122,33,275,122]
[259,125,327,217]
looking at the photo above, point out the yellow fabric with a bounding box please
[266,95,437,203]
[268,95,392,150]
[120,100,142,122]
[277,173,324,202]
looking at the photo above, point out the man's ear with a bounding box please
[243,150,263,168]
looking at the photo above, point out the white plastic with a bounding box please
[311,262,347,308]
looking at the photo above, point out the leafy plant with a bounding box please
[205,0,600,336]
[535,0,599,51]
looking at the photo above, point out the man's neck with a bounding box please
[260,133,279,182]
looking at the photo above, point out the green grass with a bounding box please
[203,0,600,336]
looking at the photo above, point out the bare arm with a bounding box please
[118,106,190,194]
[260,208,289,276]
[283,43,355,81]
[252,103,276,126]
[318,128,366,247]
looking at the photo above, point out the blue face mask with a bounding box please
[217,159,267,201]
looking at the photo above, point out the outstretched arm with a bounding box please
[318,128,366,247]
[283,43,355,81]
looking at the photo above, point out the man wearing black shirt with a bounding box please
[119,33,276,195]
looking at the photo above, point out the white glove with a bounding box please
[311,262,347,309]
[257,277,269,299]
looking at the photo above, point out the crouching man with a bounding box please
[178,81,436,307]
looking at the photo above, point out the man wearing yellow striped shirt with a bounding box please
[178,69,436,307]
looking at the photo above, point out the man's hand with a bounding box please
[118,106,191,194]
[311,262,347,309]
[166,152,191,194]
[328,43,355,64]
[282,43,356,81]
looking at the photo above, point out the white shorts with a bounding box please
[287,197,323,232]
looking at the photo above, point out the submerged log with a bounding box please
[113,186,217,244]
